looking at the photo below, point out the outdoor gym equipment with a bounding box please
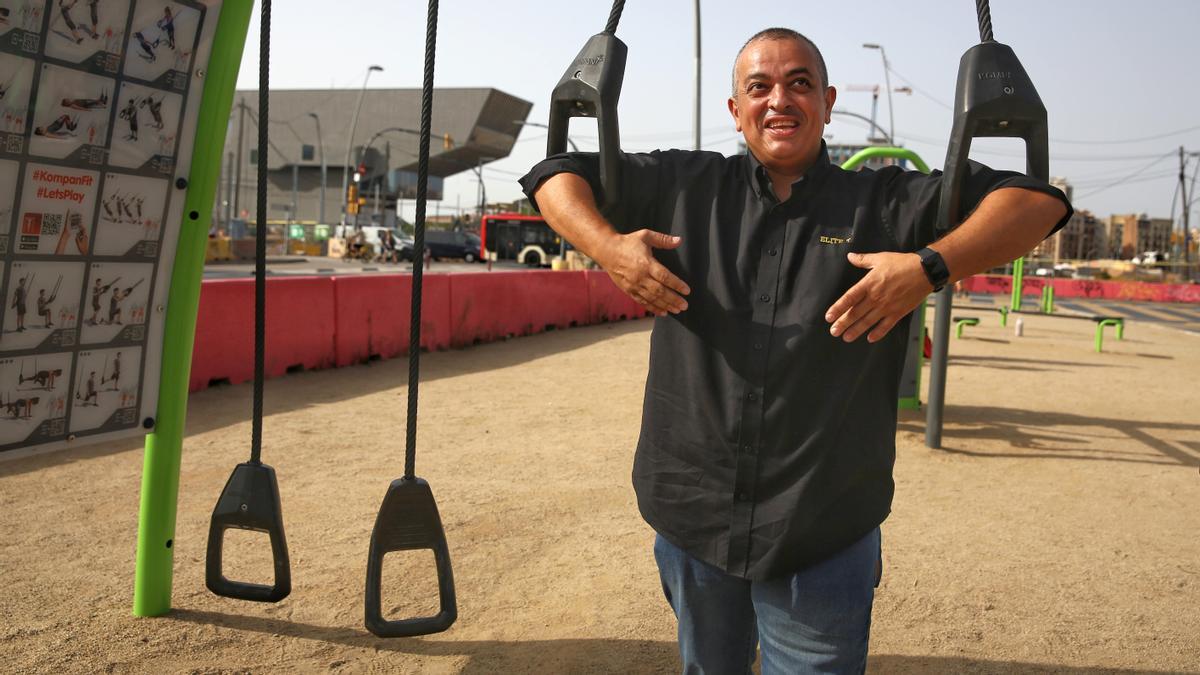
[546,0,627,211]
[953,316,980,338]
[204,0,290,604]
[926,0,1050,449]
[363,0,457,638]
[840,147,931,411]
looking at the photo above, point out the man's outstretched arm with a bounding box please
[825,187,1068,343]
[534,172,690,316]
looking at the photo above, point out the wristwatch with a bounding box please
[916,247,950,292]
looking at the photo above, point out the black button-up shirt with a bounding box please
[520,144,1071,580]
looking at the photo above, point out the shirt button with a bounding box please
[735,491,747,502]
[768,248,778,256]
[747,392,757,402]
[742,444,754,454]
[759,294,770,303]
[753,342,762,350]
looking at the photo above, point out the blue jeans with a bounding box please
[654,528,882,675]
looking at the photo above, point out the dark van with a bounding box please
[399,230,483,263]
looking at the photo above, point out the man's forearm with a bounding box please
[531,172,690,315]
[929,187,1068,282]
[532,173,620,262]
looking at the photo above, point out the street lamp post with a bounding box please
[693,0,701,150]
[862,43,895,146]
[341,65,383,229]
[307,112,326,224]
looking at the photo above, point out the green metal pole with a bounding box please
[133,1,254,618]
[1010,257,1025,312]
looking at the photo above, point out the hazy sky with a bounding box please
[235,0,1200,224]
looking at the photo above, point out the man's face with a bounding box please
[728,37,836,178]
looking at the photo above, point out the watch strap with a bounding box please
[917,247,950,291]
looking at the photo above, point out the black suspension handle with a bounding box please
[205,462,291,602]
[927,38,1050,450]
[364,477,457,637]
[935,40,1049,238]
[546,32,627,211]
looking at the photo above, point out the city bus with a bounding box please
[479,213,564,267]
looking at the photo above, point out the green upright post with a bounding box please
[839,146,930,412]
[1010,257,1025,312]
[133,1,254,618]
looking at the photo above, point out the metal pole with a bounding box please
[693,0,701,151]
[862,44,895,145]
[341,65,383,228]
[233,99,245,219]
[291,163,298,221]
[924,287,953,449]
[880,47,895,146]
[1181,146,1190,265]
[224,152,234,229]
[308,112,325,224]
[133,0,254,617]
[870,88,879,142]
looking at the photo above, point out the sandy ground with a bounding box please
[1,309,1198,674]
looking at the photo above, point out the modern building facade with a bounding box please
[214,87,532,229]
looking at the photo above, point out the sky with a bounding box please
[235,0,1200,225]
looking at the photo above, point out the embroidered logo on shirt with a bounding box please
[818,234,852,245]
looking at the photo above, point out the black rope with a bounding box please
[250,0,270,465]
[975,0,994,42]
[406,0,438,480]
[604,0,625,34]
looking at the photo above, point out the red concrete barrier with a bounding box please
[585,269,651,323]
[448,271,589,348]
[961,274,1200,304]
[189,270,652,393]
[191,279,253,391]
[190,276,336,391]
[331,273,451,367]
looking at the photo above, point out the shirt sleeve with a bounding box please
[518,150,663,234]
[881,160,1074,251]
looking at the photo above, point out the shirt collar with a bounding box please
[744,140,832,201]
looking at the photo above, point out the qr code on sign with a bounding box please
[39,213,63,236]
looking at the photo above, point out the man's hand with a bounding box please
[595,229,690,316]
[825,251,932,343]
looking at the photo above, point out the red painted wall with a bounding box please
[961,274,1200,304]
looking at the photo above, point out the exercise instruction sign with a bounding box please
[0,0,221,457]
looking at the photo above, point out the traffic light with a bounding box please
[347,184,358,214]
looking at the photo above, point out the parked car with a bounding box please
[398,230,483,263]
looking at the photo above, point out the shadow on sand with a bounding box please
[166,608,1193,675]
[898,405,1200,468]
[0,319,653,478]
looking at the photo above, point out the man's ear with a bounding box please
[823,86,837,125]
[727,96,742,132]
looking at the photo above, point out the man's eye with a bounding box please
[747,82,766,92]
[792,78,811,88]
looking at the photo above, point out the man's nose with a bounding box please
[766,83,793,111]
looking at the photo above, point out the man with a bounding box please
[36,288,53,328]
[10,276,27,332]
[520,29,1070,674]
[33,114,78,138]
[89,277,116,325]
[119,97,138,141]
[105,351,120,391]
